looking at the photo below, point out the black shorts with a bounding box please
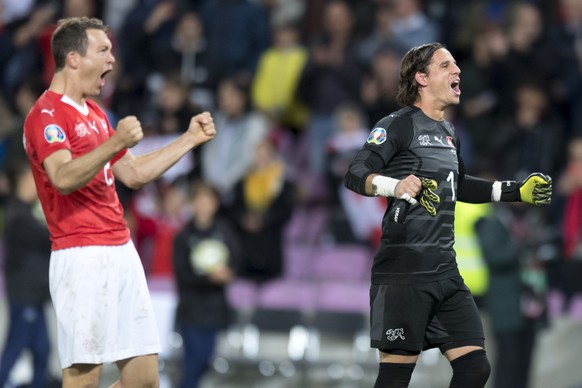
[370,275,484,353]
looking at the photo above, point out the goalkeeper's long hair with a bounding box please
[396,42,446,107]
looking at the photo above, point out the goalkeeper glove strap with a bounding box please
[493,180,520,202]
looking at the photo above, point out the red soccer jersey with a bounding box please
[24,90,130,250]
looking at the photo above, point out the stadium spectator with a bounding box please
[360,42,403,126]
[173,180,241,387]
[386,0,441,50]
[457,21,508,172]
[198,0,270,84]
[325,103,384,247]
[113,0,178,117]
[297,0,363,174]
[251,21,308,134]
[557,137,582,304]
[201,76,269,204]
[0,2,56,104]
[146,9,218,111]
[229,138,294,282]
[496,2,574,119]
[356,0,394,65]
[0,152,53,388]
[492,79,566,182]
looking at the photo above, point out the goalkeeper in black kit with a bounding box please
[344,42,552,388]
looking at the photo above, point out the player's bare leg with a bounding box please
[378,351,420,364]
[443,345,483,361]
[109,354,160,388]
[62,363,103,388]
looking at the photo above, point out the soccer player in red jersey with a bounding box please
[23,17,216,387]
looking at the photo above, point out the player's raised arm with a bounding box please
[42,116,142,195]
[113,112,216,190]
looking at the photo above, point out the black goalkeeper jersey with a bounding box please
[345,106,491,285]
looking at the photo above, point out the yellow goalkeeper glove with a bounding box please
[519,173,552,206]
[499,173,552,206]
[419,177,440,216]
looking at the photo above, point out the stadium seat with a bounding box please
[311,244,372,282]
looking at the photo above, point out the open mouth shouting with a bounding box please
[100,69,112,87]
[451,79,461,96]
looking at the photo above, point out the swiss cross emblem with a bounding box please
[75,122,90,137]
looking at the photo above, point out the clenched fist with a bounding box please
[518,173,552,206]
[395,175,422,204]
[115,116,144,148]
[499,172,553,206]
[188,111,216,145]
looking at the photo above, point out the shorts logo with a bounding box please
[44,124,66,143]
[386,328,405,341]
[367,127,387,145]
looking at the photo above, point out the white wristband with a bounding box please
[372,175,399,197]
[492,181,502,202]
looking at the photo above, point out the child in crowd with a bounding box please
[172,180,241,388]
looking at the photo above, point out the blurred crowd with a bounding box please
[1,0,582,386]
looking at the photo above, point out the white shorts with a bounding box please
[50,241,161,368]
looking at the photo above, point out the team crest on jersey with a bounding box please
[75,122,90,137]
[418,135,431,146]
[367,127,387,145]
[446,136,455,148]
[44,124,66,143]
[100,119,108,130]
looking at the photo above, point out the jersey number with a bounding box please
[447,171,456,201]
[104,162,114,186]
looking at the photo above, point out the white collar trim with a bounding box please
[60,95,89,116]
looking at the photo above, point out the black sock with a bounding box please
[449,349,491,388]
[373,362,415,388]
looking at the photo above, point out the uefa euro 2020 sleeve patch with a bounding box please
[367,127,387,145]
[44,124,66,143]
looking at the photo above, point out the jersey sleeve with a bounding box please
[25,106,72,165]
[457,138,494,203]
[344,114,413,195]
[362,115,413,164]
